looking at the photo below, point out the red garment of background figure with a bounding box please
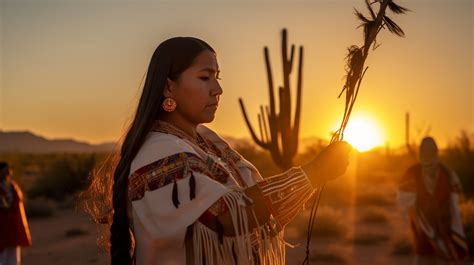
[403,164,468,261]
[399,137,469,264]
[0,176,32,251]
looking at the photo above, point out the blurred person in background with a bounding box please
[0,162,32,265]
[398,137,469,265]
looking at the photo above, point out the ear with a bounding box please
[163,78,175,98]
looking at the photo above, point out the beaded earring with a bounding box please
[162,97,177,112]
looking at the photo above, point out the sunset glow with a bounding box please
[1,1,471,148]
[340,116,384,152]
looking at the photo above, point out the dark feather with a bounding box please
[338,85,346,98]
[189,172,196,200]
[373,41,383,50]
[347,46,364,72]
[383,15,405,37]
[354,8,378,43]
[216,220,224,244]
[365,0,376,19]
[340,46,364,100]
[363,20,377,43]
[388,1,410,14]
[232,242,238,263]
[354,8,370,23]
[172,180,180,208]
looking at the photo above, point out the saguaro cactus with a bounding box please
[238,28,303,170]
[405,112,416,157]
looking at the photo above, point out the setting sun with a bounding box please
[339,116,384,152]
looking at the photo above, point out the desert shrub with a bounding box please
[310,206,349,239]
[391,234,414,255]
[57,195,77,210]
[0,153,47,191]
[358,206,389,224]
[310,251,348,264]
[319,182,354,208]
[352,230,390,245]
[294,140,326,166]
[356,148,416,181]
[355,188,396,208]
[64,227,89,238]
[442,131,474,198]
[28,154,97,200]
[460,200,474,256]
[233,144,280,177]
[287,206,349,239]
[24,197,55,218]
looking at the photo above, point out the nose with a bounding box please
[211,81,223,96]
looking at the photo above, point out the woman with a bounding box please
[398,137,469,265]
[0,162,32,265]
[85,37,351,265]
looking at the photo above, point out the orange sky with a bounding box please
[0,0,472,149]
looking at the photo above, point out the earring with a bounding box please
[162,97,177,112]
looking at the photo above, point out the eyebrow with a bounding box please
[199,67,220,73]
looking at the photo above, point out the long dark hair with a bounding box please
[82,37,215,265]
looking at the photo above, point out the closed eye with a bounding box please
[199,76,221,81]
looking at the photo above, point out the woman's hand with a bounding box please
[302,141,352,187]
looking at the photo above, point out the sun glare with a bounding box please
[339,116,384,152]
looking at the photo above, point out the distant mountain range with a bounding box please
[0,130,117,153]
[0,130,257,154]
[0,130,327,154]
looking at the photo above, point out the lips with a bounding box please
[207,103,218,107]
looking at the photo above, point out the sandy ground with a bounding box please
[21,205,415,265]
[283,205,414,265]
[20,168,472,265]
[22,208,110,265]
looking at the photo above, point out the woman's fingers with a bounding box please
[322,141,352,180]
[332,141,353,155]
[303,141,353,185]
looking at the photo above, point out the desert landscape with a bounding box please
[1,0,472,264]
[3,133,472,265]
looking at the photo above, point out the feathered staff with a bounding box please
[302,1,409,263]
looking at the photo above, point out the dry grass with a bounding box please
[310,206,350,239]
[57,196,77,210]
[310,245,349,264]
[391,234,413,256]
[460,200,474,255]
[287,206,349,239]
[24,197,55,218]
[310,252,348,264]
[352,230,390,245]
[461,200,474,224]
[358,206,389,224]
[355,188,396,208]
[64,228,89,238]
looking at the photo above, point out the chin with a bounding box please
[201,115,215,124]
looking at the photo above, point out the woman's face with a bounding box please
[165,50,223,124]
